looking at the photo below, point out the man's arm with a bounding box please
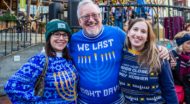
[158,46,169,60]
[169,52,177,69]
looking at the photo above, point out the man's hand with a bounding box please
[169,54,177,69]
[158,46,169,60]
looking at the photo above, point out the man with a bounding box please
[70,0,125,103]
[69,0,168,103]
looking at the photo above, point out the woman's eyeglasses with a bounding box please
[80,13,100,21]
[52,32,68,39]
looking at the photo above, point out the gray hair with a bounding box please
[77,0,101,19]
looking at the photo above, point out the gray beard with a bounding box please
[85,29,100,38]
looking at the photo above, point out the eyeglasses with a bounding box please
[80,13,100,21]
[52,32,69,39]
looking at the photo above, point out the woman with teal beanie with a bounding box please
[4,19,78,104]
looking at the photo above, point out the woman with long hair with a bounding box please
[119,18,178,104]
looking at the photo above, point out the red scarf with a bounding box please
[179,52,190,77]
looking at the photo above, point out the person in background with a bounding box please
[170,31,190,104]
[146,16,153,25]
[94,0,99,5]
[123,20,129,33]
[135,0,148,19]
[4,19,78,104]
[127,6,136,19]
[101,0,109,25]
[185,24,190,32]
[119,18,178,104]
[69,0,169,104]
[113,6,126,29]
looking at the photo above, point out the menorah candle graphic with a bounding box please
[77,51,116,85]
[53,66,77,102]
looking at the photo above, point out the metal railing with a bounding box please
[99,4,190,24]
[1,4,190,57]
[69,4,190,40]
[99,4,190,35]
[0,18,46,57]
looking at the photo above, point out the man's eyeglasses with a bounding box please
[52,32,69,39]
[80,13,100,21]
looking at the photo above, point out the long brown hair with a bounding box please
[126,18,161,73]
[45,34,71,60]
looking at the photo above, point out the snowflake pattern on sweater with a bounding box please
[4,53,78,104]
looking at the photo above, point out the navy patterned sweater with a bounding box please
[119,48,178,104]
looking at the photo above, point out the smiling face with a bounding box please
[50,31,69,52]
[78,3,102,37]
[127,21,148,51]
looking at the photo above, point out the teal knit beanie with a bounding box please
[45,19,71,41]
